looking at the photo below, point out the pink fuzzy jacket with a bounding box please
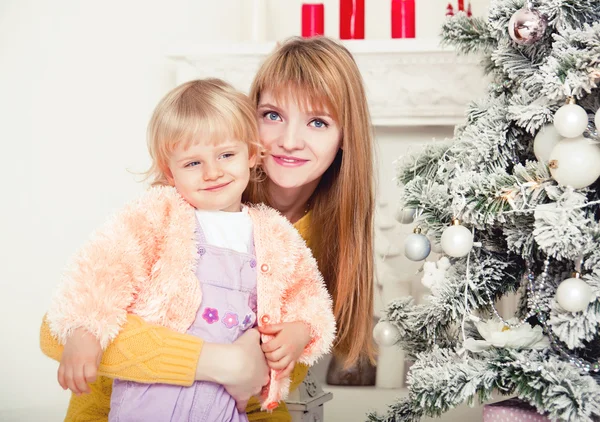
[47,186,335,410]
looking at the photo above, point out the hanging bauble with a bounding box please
[404,227,431,261]
[595,108,600,132]
[553,98,589,138]
[441,219,473,258]
[507,6,547,45]
[373,320,400,347]
[394,207,416,224]
[548,136,600,189]
[555,272,592,313]
[533,124,561,163]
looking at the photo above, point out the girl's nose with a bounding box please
[203,161,223,181]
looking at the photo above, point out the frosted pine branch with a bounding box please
[441,14,497,56]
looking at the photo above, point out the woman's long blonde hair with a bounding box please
[247,36,376,367]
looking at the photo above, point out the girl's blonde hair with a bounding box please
[246,36,376,368]
[145,78,261,186]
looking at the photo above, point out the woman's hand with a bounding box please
[57,328,102,395]
[196,328,270,413]
[259,321,311,380]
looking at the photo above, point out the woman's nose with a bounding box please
[279,124,305,151]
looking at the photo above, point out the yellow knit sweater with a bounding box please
[40,213,314,422]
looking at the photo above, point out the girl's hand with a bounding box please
[259,321,311,380]
[58,328,102,395]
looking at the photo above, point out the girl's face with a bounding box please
[167,139,256,212]
[257,91,341,190]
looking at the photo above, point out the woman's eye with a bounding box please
[310,119,328,129]
[264,111,281,121]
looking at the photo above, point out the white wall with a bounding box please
[1,0,489,418]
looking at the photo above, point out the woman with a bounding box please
[40,36,375,422]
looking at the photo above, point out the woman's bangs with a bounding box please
[257,54,340,121]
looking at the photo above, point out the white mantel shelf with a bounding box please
[167,38,487,127]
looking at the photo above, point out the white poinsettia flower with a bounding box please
[463,318,549,352]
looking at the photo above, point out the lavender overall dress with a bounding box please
[109,222,258,422]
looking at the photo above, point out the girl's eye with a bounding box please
[310,119,328,129]
[185,161,201,168]
[220,153,234,159]
[264,111,281,121]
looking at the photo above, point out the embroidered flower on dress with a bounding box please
[222,312,239,329]
[241,314,254,329]
[202,307,219,324]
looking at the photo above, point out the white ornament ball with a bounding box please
[534,124,562,163]
[553,103,589,138]
[404,233,431,261]
[441,224,473,258]
[395,207,416,224]
[548,136,600,189]
[556,276,592,313]
[595,108,600,132]
[373,320,400,347]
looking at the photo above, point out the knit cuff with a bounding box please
[157,333,204,386]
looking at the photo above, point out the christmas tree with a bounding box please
[369,0,600,421]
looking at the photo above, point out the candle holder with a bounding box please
[391,0,415,39]
[302,3,325,38]
[340,0,364,39]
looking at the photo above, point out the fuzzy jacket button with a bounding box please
[261,314,270,324]
[260,263,270,273]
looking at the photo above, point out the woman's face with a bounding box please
[257,91,341,190]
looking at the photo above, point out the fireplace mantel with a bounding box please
[167,38,487,127]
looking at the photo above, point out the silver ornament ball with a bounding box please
[508,7,547,45]
[548,136,600,189]
[556,275,592,313]
[441,223,473,258]
[373,320,400,347]
[395,207,416,224]
[404,232,431,261]
[553,102,589,138]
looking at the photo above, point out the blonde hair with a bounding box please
[246,36,376,368]
[145,78,261,186]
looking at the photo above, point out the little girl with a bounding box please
[46,78,336,422]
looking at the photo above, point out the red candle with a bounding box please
[457,0,465,11]
[302,3,325,38]
[340,0,364,39]
[391,0,415,39]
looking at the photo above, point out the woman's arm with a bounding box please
[41,313,202,386]
[41,313,269,409]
